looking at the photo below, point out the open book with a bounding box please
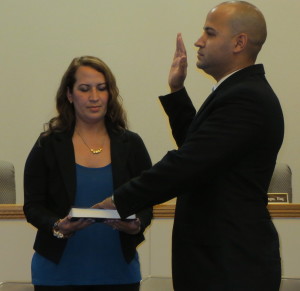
[69,207,136,222]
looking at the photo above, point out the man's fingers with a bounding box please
[176,33,187,55]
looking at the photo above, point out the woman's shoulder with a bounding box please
[109,128,147,151]
[124,129,142,138]
[115,128,144,143]
[36,130,72,147]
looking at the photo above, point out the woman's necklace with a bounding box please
[76,130,106,154]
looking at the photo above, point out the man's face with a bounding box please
[194,6,236,81]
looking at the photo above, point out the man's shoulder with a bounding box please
[218,65,266,91]
[231,64,265,81]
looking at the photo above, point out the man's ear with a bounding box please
[233,33,247,53]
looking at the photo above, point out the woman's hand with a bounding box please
[56,215,95,237]
[104,218,141,235]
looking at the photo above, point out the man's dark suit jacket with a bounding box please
[24,124,152,264]
[114,65,284,290]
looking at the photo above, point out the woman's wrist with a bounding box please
[53,219,64,238]
[52,219,73,239]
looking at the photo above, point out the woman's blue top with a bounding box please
[31,163,141,286]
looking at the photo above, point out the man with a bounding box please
[98,1,283,290]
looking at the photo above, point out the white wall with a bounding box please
[0,0,300,203]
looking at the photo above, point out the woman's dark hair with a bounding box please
[44,56,127,135]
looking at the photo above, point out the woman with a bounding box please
[23,56,152,291]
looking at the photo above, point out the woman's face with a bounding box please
[67,66,109,125]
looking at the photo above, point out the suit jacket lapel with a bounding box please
[194,90,217,119]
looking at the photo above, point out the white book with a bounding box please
[69,207,136,222]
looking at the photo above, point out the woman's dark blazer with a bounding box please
[113,65,284,290]
[23,124,152,264]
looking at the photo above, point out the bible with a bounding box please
[69,207,136,222]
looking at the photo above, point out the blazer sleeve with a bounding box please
[23,137,60,232]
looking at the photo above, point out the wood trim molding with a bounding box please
[0,204,24,219]
[1,203,300,220]
[267,204,300,218]
[152,203,300,218]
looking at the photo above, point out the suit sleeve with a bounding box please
[118,132,153,261]
[159,87,196,147]
[126,132,153,232]
[114,87,266,218]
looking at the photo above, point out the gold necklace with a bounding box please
[76,130,105,154]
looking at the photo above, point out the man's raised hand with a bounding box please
[168,33,188,92]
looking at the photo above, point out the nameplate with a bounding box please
[268,193,289,204]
